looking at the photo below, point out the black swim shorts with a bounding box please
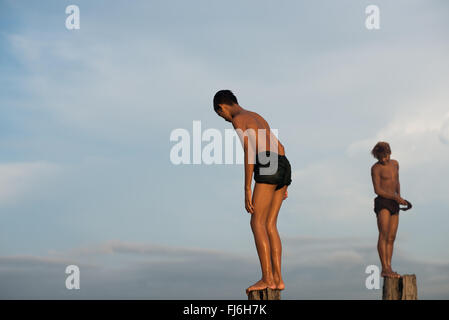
[253,151,292,190]
[374,196,399,216]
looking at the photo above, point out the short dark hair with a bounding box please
[371,141,391,160]
[213,90,238,113]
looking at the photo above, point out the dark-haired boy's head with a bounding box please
[213,90,238,122]
[371,141,391,162]
[213,90,238,112]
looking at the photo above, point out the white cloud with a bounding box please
[285,67,449,222]
[439,113,449,145]
[0,162,62,206]
[347,88,449,167]
[51,239,230,261]
[5,31,220,144]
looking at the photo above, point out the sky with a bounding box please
[1,0,449,299]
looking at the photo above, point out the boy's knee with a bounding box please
[379,232,389,240]
[250,218,265,229]
[266,222,277,234]
[387,235,396,243]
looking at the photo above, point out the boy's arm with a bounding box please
[395,160,401,197]
[232,117,257,214]
[232,117,255,191]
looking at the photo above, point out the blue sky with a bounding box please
[1,0,449,299]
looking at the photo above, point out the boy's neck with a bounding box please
[231,104,245,118]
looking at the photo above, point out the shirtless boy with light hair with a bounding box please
[371,141,410,278]
[213,89,292,294]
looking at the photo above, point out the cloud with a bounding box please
[347,88,449,167]
[4,28,221,145]
[0,161,62,206]
[284,64,449,220]
[52,240,230,262]
[439,114,449,145]
[1,238,448,299]
[0,255,96,269]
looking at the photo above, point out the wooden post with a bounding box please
[401,274,418,300]
[247,288,281,300]
[382,274,417,300]
[382,277,401,300]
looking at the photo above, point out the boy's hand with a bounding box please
[245,189,255,214]
[397,197,408,206]
[394,194,407,205]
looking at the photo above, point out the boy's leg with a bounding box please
[246,182,277,294]
[377,209,393,277]
[266,185,287,290]
[386,213,400,276]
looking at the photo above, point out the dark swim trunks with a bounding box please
[374,196,399,216]
[253,151,292,190]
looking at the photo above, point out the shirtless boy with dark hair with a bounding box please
[370,141,409,278]
[213,89,292,294]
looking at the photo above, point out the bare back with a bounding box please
[232,110,285,155]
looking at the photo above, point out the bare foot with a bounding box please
[274,274,285,290]
[381,270,396,278]
[246,279,276,295]
[381,269,400,278]
[391,270,401,278]
[276,280,285,290]
[385,267,401,278]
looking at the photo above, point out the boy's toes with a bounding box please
[391,270,401,278]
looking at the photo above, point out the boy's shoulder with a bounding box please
[390,159,399,169]
[371,162,380,172]
[231,113,249,131]
[390,159,399,165]
[232,111,258,126]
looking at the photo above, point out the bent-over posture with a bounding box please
[213,90,292,294]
